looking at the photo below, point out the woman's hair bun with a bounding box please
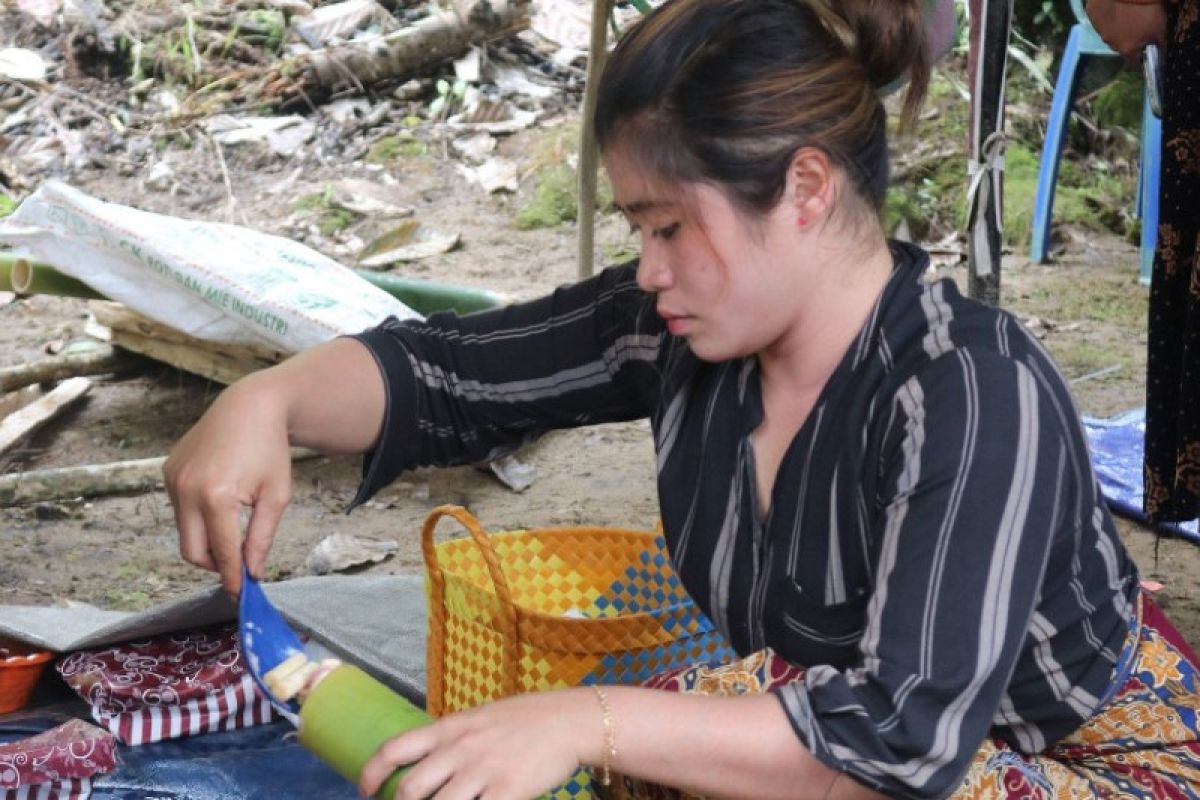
[807,0,930,125]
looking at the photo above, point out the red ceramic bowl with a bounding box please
[0,638,53,714]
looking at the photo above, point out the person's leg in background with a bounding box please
[1145,0,1200,524]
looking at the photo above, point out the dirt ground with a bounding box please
[3,12,1200,653]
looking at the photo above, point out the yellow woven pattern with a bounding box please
[422,505,729,800]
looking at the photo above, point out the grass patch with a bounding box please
[292,187,363,236]
[602,240,640,264]
[0,195,16,217]
[515,121,614,230]
[1020,273,1147,329]
[999,144,1041,248]
[106,588,152,611]
[516,164,579,230]
[1093,70,1145,133]
[1045,339,1133,379]
[366,134,426,163]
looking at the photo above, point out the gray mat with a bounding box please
[0,574,428,706]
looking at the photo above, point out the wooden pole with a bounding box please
[576,0,613,280]
[0,448,320,506]
[0,378,92,456]
[0,344,129,394]
[0,386,43,421]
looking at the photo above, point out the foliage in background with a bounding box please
[884,0,1146,253]
[516,121,613,231]
[1013,0,1074,49]
[0,196,15,218]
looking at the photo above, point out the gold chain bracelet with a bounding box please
[592,685,617,787]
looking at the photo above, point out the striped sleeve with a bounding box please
[348,262,663,503]
[775,350,1070,799]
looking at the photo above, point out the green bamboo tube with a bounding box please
[352,270,507,316]
[0,253,106,300]
[298,664,431,799]
[0,253,505,315]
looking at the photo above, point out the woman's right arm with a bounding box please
[163,337,385,594]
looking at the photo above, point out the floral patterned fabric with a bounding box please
[56,625,274,746]
[598,594,1200,799]
[1146,0,1200,522]
[0,719,117,792]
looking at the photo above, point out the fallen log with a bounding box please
[265,0,531,102]
[0,377,92,456]
[0,448,320,506]
[0,344,130,394]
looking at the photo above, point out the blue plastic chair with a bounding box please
[1030,0,1161,284]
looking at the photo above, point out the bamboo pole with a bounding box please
[0,254,503,317]
[576,0,613,280]
[0,377,92,456]
[0,344,130,394]
[0,253,106,300]
[352,270,506,315]
[0,448,320,506]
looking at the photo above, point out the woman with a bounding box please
[1087,0,1200,527]
[164,0,1200,797]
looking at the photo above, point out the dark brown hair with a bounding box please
[594,0,930,216]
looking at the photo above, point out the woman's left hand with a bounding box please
[358,689,595,800]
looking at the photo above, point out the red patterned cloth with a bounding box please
[0,718,117,800]
[56,625,274,746]
[1,777,94,800]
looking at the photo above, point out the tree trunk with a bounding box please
[278,0,531,100]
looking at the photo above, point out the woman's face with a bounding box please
[605,148,808,363]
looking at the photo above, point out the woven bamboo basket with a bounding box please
[421,505,734,798]
[422,505,734,713]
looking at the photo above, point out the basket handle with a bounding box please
[421,505,520,715]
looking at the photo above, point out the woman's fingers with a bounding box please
[392,744,462,800]
[197,482,250,595]
[162,378,296,594]
[244,474,291,580]
[430,772,488,800]
[359,727,437,798]
[172,495,217,572]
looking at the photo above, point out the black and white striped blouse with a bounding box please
[352,241,1139,799]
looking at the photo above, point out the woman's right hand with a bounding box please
[163,375,293,595]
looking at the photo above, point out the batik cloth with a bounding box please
[599,593,1200,799]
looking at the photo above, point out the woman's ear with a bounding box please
[785,147,835,229]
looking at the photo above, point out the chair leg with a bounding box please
[1031,25,1087,263]
[1139,93,1162,286]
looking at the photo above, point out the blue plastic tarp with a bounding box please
[1083,408,1200,543]
[0,713,358,800]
